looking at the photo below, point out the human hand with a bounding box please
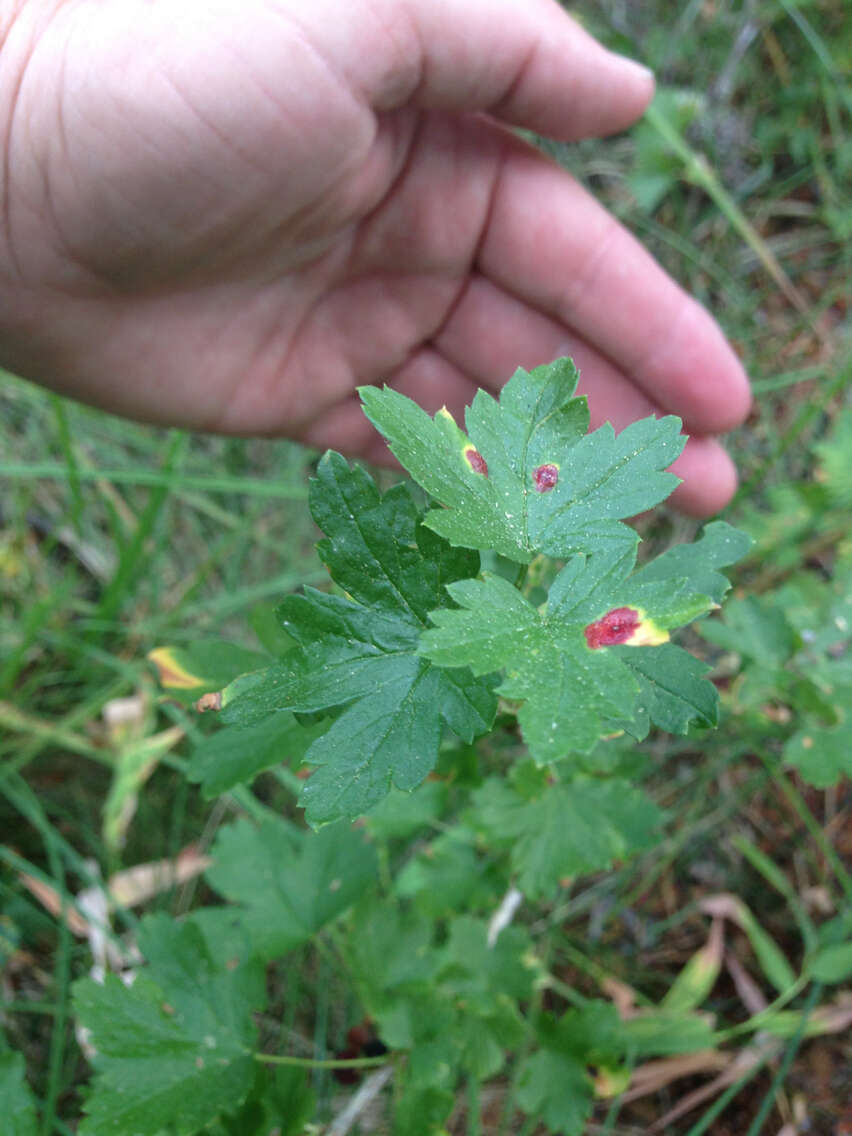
[0,0,750,515]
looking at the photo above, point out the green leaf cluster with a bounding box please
[216,359,747,823]
[360,357,685,563]
[221,453,497,825]
[71,357,755,1135]
[470,768,663,898]
[517,1000,715,1134]
[73,817,375,1134]
[347,904,538,1105]
[74,913,263,1136]
[0,1050,38,1136]
[701,560,852,787]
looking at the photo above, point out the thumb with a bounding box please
[362,0,654,139]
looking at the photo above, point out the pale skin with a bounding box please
[0,0,751,515]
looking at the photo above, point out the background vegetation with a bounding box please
[2,0,849,1131]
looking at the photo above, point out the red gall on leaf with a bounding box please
[464,447,489,476]
[584,607,668,650]
[532,463,559,492]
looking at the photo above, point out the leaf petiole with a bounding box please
[253,1052,392,1070]
[513,560,529,590]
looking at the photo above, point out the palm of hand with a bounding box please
[13,3,474,441]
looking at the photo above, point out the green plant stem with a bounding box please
[777,0,847,91]
[756,750,852,903]
[712,975,809,1044]
[92,432,187,631]
[749,363,830,394]
[9,781,74,1136]
[644,102,815,324]
[540,974,589,1008]
[0,700,112,769]
[732,833,818,956]
[498,938,553,1136]
[0,1001,58,1015]
[0,460,308,498]
[736,358,851,504]
[468,1077,482,1136]
[50,394,85,537]
[253,1052,390,1071]
[517,1115,538,1136]
[743,982,822,1136]
[556,942,655,1008]
[747,524,852,593]
[682,1054,773,1136]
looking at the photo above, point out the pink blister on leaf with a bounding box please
[464,447,489,476]
[584,606,669,649]
[532,464,559,493]
[584,607,640,649]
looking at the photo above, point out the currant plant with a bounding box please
[216,357,748,823]
[72,358,752,1135]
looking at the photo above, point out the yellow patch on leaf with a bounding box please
[147,647,205,690]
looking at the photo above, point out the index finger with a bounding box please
[476,133,752,434]
[337,0,655,140]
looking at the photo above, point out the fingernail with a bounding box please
[616,55,655,82]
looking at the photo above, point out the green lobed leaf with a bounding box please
[187,712,327,797]
[421,541,716,760]
[815,404,852,508]
[221,454,496,824]
[392,1083,455,1136]
[807,943,852,984]
[395,827,504,917]
[0,1052,38,1136]
[700,595,797,665]
[429,917,536,1079]
[516,1049,593,1136]
[628,521,751,605]
[440,916,538,1007]
[619,643,718,734]
[204,816,378,960]
[471,775,663,898]
[619,1011,716,1056]
[74,914,262,1136]
[515,1005,623,1136]
[297,654,494,825]
[784,720,852,788]
[345,902,441,1045]
[365,780,448,841]
[360,358,685,563]
[213,1065,315,1136]
[517,997,716,1134]
[346,906,536,1087]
